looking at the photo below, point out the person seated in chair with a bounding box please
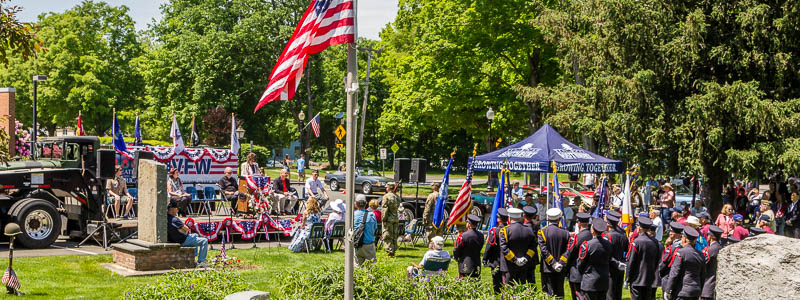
[288,197,321,253]
[218,167,239,214]
[407,236,450,276]
[167,168,191,217]
[107,165,135,219]
[272,169,298,215]
[305,169,330,208]
[167,200,209,268]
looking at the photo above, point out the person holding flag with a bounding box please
[593,176,609,219]
[423,182,444,244]
[430,152,454,243]
[537,208,571,298]
[551,161,568,228]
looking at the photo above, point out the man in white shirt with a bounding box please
[304,170,329,200]
[583,173,596,189]
[649,206,664,241]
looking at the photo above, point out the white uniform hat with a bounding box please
[507,207,523,219]
[546,208,563,221]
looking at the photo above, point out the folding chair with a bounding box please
[185,186,198,215]
[401,219,417,249]
[442,226,458,244]
[127,188,138,218]
[397,220,408,250]
[305,223,327,253]
[201,186,218,216]
[421,257,451,274]
[411,218,426,246]
[327,222,345,250]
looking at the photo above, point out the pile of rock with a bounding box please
[716,234,800,299]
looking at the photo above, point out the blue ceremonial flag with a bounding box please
[133,113,142,146]
[551,162,567,228]
[488,168,507,229]
[113,111,132,159]
[593,177,608,218]
[432,154,453,229]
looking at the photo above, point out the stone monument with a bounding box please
[108,160,195,275]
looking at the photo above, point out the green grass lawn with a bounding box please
[5,238,649,299]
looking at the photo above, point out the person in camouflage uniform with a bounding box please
[423,182,445,244]
[381,182,401,257]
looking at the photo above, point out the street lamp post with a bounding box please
[298,111,306,162]
[486,107,495,191]
[31,75,47,159]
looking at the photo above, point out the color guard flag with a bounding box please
[487,168,507,229]
[622,171,633,235]
[190,115,199,147]
[447,147,477,227]
[76,111,85,136]
[112,111,133,159]
[253,0,355,112]
[230,114,240,154]
[593,177,608,219]
[133,113,142,146]
[432,153,453,229]
[551,161,567,228]
[170,114,185,154]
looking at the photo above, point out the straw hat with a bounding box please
[663,183,673,190]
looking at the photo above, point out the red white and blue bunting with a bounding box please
[129,145,238,163]
[184,213,294,242]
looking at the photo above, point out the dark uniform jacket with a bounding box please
[625,234,662,288]
[567,228,593,283]
[701,241,723,298]
[483,225,504,269]
[659,241,682,288]
[454,228,484,275]
[524,221,540,266]
[604,229,629,278]
[788,201,800,228]
[498,222,537,272]
[537,224,570,273]
[666,245,707,298]
[577,237,621,292]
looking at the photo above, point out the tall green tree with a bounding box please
[0,0,44,66]
[528,0,800,216]
[0,1,143,136]
[377,0,559,162]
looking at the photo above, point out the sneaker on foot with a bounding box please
[196,262,210,268]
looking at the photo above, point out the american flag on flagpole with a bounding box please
[254,0,355,112]
[2,266,20,290]
[309,112,321,138]
[447,145,478,227]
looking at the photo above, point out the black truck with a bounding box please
[0,136,110,248]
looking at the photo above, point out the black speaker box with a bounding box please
[410,158,427,183]
[393,158,410,183]
[133,151,154,179]
[96,149,116,179]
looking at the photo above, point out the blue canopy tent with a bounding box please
[468,124,624,217]
[469,124,623,173]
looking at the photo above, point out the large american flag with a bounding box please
[2,266,20,290]
[254,0,355,112]
[446,155,475,227]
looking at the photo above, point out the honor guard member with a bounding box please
[604,213,629,300]
[577,219,626,300]
[453,214,484,278]
[483,208,509,294]
[701,226,724,300]
[567,212,594,300]
[522,205,540,284]
[659,222,684,299]
[538,208,571,298]
[499,208,537,285]
[724,236,740,246]
[749,226,767,237]
[626,217,663,300]
[606,210,626,235]
[381,182,401,257]
[423,182,444,244]
[665,226,706,300]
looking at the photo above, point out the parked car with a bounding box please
[561,181,595,198]
[324,168,393,194]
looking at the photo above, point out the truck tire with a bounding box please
[12,199,62,249]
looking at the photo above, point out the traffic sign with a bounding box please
[391,143,399,153]
[380,148,387,159]
[335,125,346,140]
[336,143,344,148]
[495,137,502,147]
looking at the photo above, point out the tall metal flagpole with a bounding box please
[344,1,358,299]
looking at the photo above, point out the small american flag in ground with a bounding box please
[254,0,354,112]
[2,266,20,290]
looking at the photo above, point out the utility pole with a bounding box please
[344,1,358,299]
[356,45,382,164]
